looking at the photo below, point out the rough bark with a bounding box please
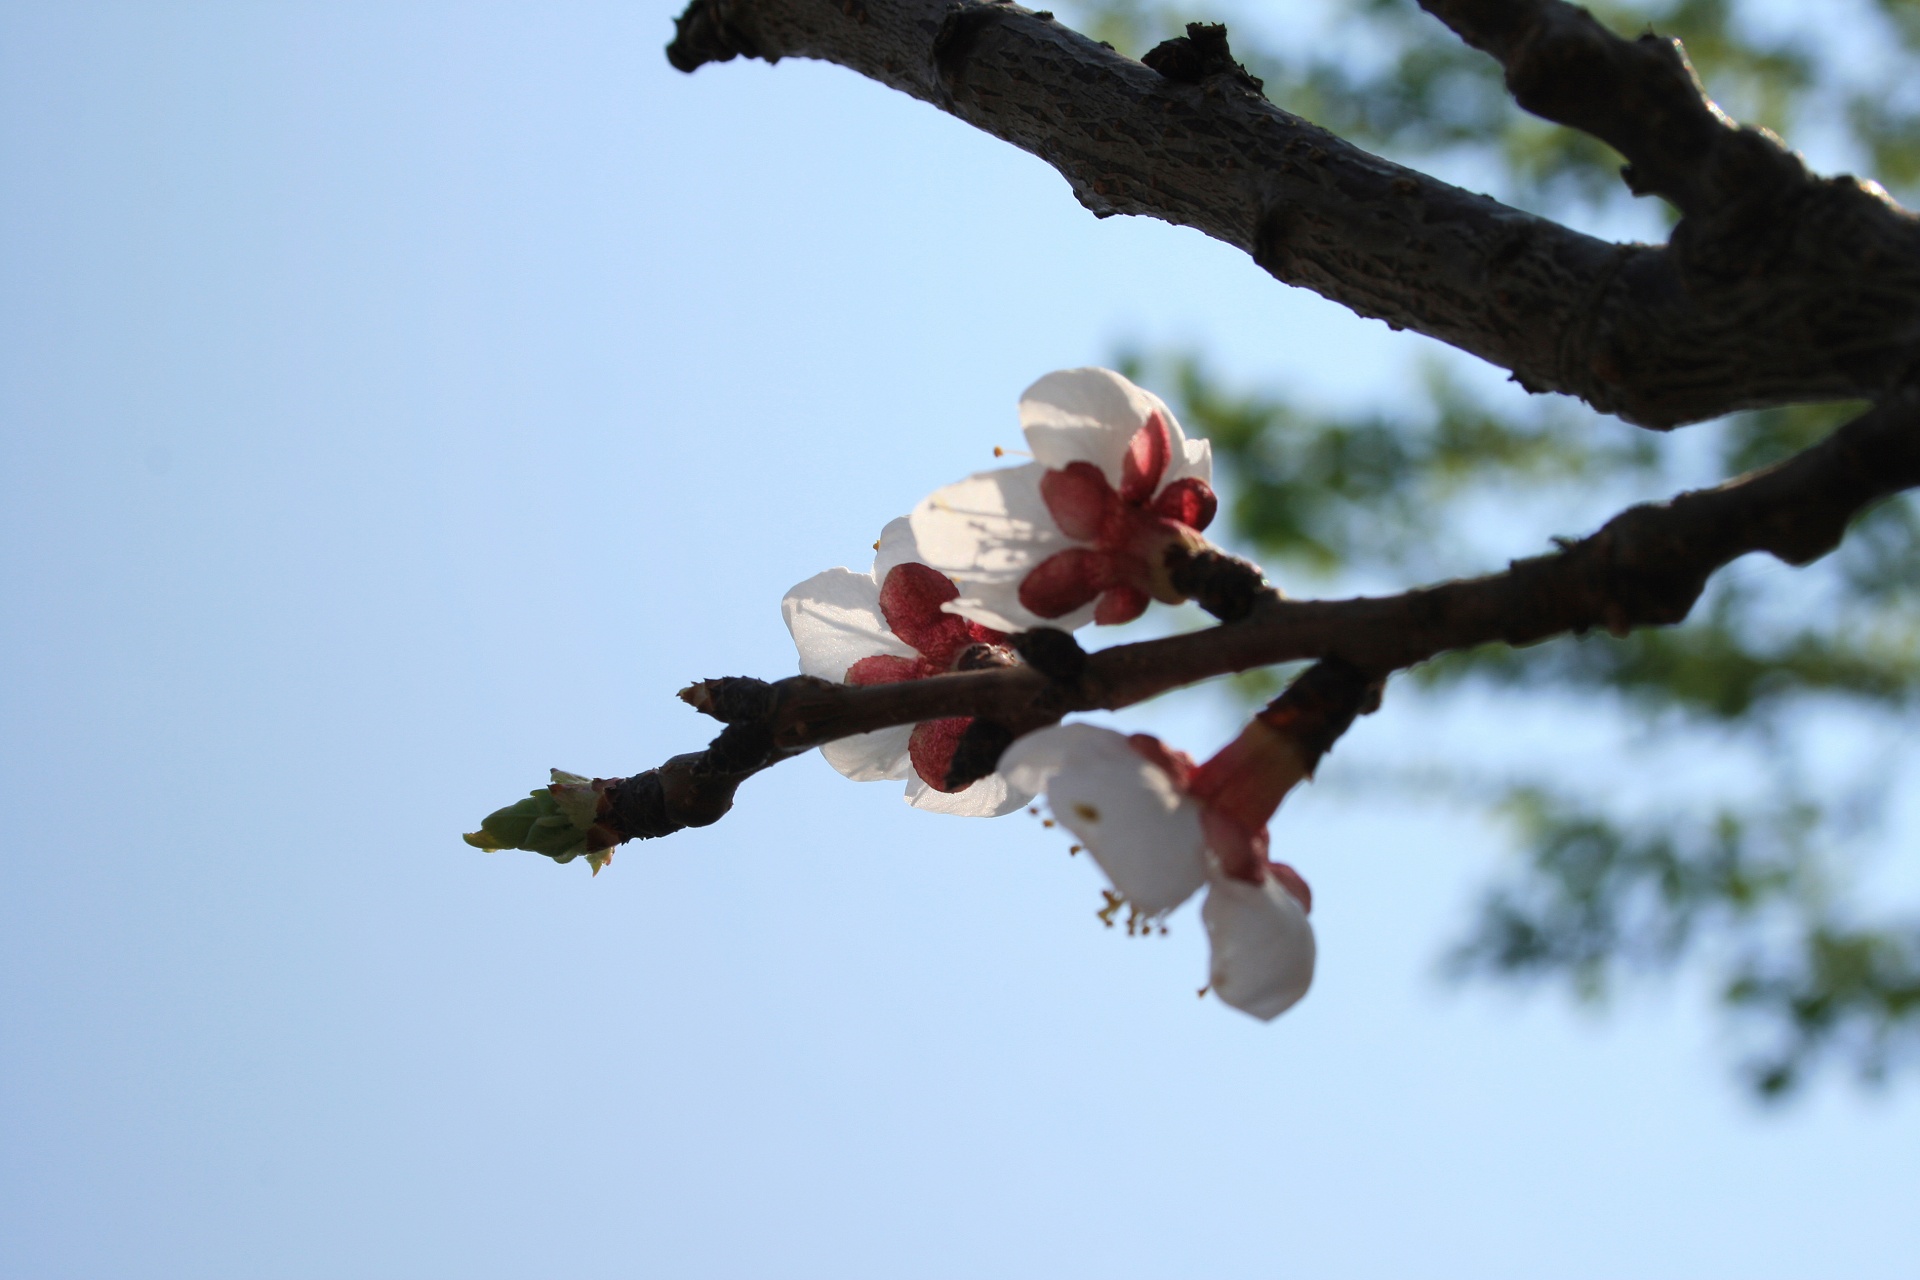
[595,383,1920,843]
[665,0,1920,430]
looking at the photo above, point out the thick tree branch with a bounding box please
[584,382,1920,847]
[1416,0,1747,216]
[666,0,1920,429]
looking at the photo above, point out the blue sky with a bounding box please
[3,4,1917,1277]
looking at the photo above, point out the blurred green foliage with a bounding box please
[1073,0,1920,1094]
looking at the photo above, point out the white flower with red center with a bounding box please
[781,518,1032,817]
[999,721,1317,1020]
[911,367,1219,632]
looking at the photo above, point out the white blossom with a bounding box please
[911,368,1217,633]
[781,517,1030,817]
[1002,722,1317,1019]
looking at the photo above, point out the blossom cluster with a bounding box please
[781,368,1327,1022]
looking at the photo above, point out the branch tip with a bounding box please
[667,0,761,73]
[680,676,778,723]
[1009,627,1088,684]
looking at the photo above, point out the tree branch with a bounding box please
[665,0,1920,429]
[1416,0,1744,216]
[580,381,1920,849]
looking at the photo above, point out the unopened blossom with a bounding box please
[999,720,1317,1020]
[781,517,1031,817]
[465,769,618,874]
[911,367,1219,633]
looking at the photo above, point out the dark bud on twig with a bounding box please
[1142,23,1263,92]
[1166,545,1271,622]
[679,676,778,724]
[1008,627,1088,684]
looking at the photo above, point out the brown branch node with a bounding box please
[1141,22,1264,93]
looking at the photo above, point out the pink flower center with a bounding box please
[1018,411,1218,625]
[844,562,1009,792]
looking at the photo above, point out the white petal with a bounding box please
[870,514,924,584]
[912,463,1061,577]
[1202,873,1316,1020]
[911,463,1095,632]
[904,769,1033,817]
[1019,368,1177,486]
[820,725,913,782]
[1164,434,1213,489]
[781,568,915,681]
[1001,724,1208,916]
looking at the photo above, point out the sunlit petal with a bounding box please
[912,463,1097,631]
[1018,367,1174,485]
[869,514,924,584]
[782,568,915,681]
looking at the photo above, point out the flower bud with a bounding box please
[464,769,617,873]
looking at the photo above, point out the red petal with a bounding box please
[1093,585,1149,625]
[909,717,972,793]
[1150,476,1217,532]
[1017,548,1107,618]
[1039,461,1115,541]
[845,654,924,686]
[1118,411,1171,505]
[879,562,959,640]
[879,562,974,662]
